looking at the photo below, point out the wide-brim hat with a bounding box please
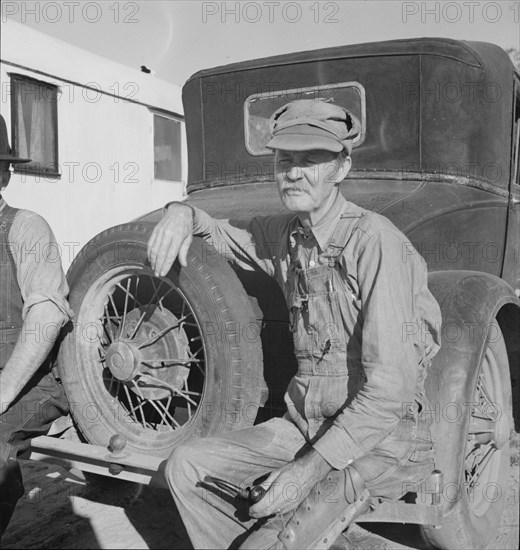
[266,99,361,155]
[0,115,31,163]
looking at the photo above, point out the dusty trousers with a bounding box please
[166,411,435,550]
[0,370,68,536]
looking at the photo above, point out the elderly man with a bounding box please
[0,115,72,536]
[148,99,442,549]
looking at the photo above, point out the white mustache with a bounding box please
[281,184,306,193]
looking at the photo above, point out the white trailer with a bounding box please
[0,19,186,268]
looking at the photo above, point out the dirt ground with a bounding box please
[2,433,519,550]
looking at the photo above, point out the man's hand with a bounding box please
[147,203,194,277]
[248,449,332,518]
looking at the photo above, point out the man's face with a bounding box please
[274,149,350,215]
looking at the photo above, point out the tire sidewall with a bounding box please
[59,223,263,457]
[424,322,512,549]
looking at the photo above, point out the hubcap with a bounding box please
[107,307,192,401]
[106,341,141,381]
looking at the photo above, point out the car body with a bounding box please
[61,37,520,549]
[142,34,520,448]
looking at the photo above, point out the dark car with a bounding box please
[58,38,520,549]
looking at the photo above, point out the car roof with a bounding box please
[184,38,516,191]
[187,37,510,81]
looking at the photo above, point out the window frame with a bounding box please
[243,81,367,157]
[9,73,60,178]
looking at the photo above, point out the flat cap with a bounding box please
[266,99,361,154]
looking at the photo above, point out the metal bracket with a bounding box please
[23,435,168,488]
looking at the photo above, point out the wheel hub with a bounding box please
[105,307,191,401]
[106,341,141,381]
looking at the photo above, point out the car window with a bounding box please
[152,112,183,182]
[244,82,366,156]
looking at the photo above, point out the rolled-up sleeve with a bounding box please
[191,206,290,277]
[313,218,437,469]
[9,210,73,324]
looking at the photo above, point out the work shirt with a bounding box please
[191,193,442,470]
[0,196,72,330]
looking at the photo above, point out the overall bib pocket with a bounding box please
[291,289,346,361]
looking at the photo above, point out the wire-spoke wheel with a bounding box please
[423,321,512,549]
[58,223,264,457]
[463,339,511,520]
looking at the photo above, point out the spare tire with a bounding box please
[58,222,264,457]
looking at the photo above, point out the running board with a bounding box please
[25,436,443,526]
[25,435,169,488]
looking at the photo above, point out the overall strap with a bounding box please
[325,210,366,267]
[0,204,20,229]
[0,204,20,271]
[0,204,23,359]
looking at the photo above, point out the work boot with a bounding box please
[240,467,370,550]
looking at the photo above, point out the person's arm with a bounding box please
[148,202,281,277]
[312,220,437,469]
[0,211,72,415]
[0,302,66,413]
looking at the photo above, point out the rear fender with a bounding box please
[424,271,519,511]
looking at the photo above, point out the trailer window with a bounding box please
[10,74,59,177]
[153,113,182,182]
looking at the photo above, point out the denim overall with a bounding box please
[284,211,366,442]
[284,209,435,495]
[288,212,364,364]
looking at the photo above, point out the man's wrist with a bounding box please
[301,448,333,480]
[0,373,18,410]
[163,201,194,219]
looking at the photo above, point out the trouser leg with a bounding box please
[241,401,436,550]
[166,417,308,550]
[0,454,24,536]
[167,399,436,550]
[353,396,436,500]
[0,369,68,536]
